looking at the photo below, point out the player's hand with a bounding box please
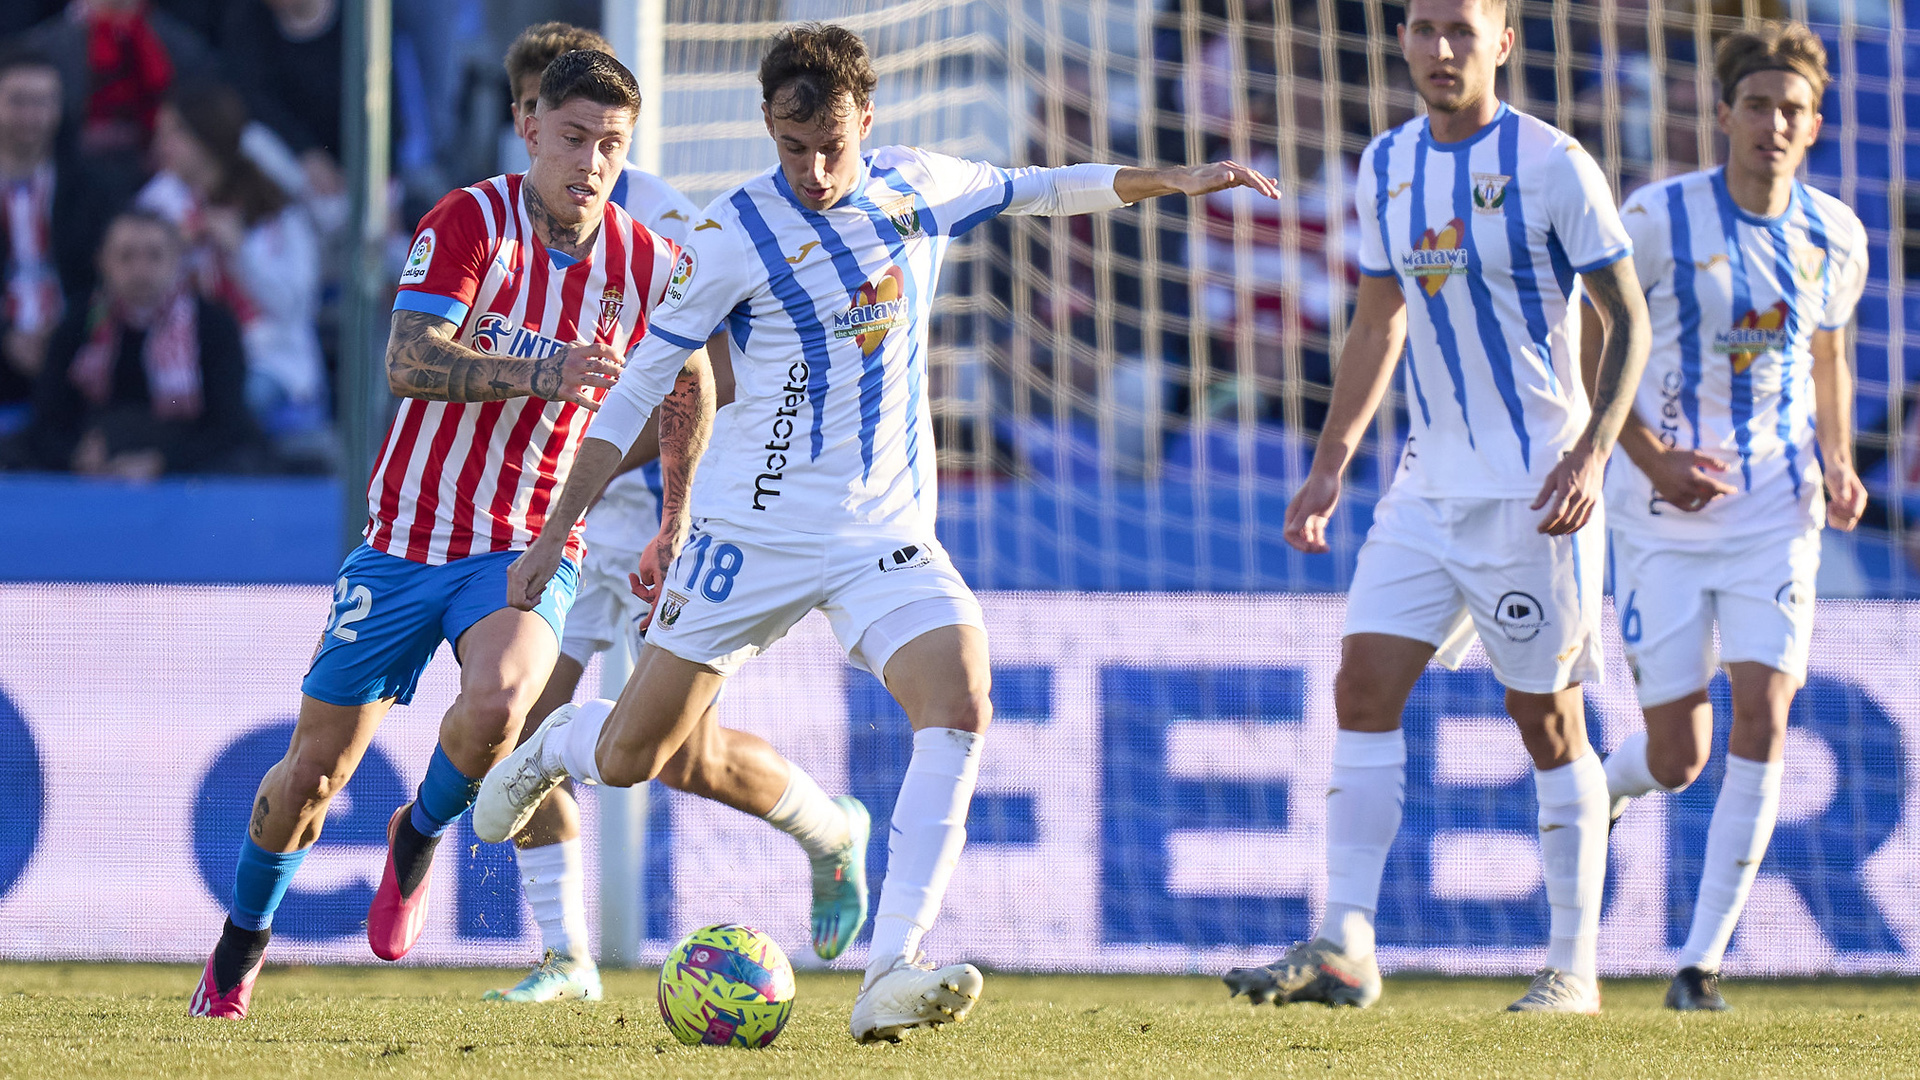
[629,524,687,631]
[1644,447,1738,513]
[538,342,625,410]
[1284,471,1342,553]
[1824,460,1868,531]
[507,537,565,611]
[1163,160,1281,201]
[1532,445,1605,535]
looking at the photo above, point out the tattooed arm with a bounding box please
[385,310,623,406]
[506,348,714,612]
[1533,256,1652,534]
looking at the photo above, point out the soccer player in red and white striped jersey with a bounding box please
[188,49,713,1020]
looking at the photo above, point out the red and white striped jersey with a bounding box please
[369,173,678,565]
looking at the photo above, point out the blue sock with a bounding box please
[231,839,309,931]
[410,744,482,838]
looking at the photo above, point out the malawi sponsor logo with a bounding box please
[469,312,567,360]
[752,359,813,511]
[399,229,435,286]
[1470,173,1510,214]
[1714,300,1790,372]
[1403,218,1469,297]
[833,266,910,355]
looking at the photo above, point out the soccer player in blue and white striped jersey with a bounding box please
[1228,0,1652,1015]
[1595,21,1868,1012]
[471,22,1278,1042]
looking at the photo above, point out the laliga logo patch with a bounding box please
[1494,590,1550,643]
[1403,218,1469,297]
[399,228,435,286]
[1716,300,1790,373]
[1470,173,1510,214]
[596,285,625,340]
[664,249,696,306]
[833,266,910,355]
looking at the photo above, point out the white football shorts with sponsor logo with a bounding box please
[1344,488,1605,694]
[560,539,648,666]
[1610,524,1819,707]
[645,516,985,678]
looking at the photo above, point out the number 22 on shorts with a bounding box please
[326,576,374,642]
[680,531,746,603]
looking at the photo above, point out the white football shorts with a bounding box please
[645,517,985,679]
[559,541,647,665]
[1610,524,1820,707]
[1344,488,1605,694]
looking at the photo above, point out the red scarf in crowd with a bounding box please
[69,289,202,421]
[75,0,174,147]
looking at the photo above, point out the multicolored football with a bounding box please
[657,923,797,1048]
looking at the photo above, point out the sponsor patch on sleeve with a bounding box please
[399,229,436,286]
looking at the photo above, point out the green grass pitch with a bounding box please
[3,964,1917,1079]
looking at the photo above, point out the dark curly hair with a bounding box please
[538,48,640,116]
[759,22,877,125]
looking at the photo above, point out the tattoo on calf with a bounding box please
[248,794,270,841]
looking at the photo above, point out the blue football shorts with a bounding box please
[301,543,580,707]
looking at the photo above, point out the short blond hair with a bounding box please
[1717,20,1831,106]
[504,22,615,91]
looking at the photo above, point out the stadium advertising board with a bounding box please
[0,585,1914,976]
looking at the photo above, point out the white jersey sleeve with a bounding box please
[1619,185,1674,299]
[1354,139,1393,277]
[881,147,1123,236]
[1821,212,1870,329]
[1543,142,1633,273]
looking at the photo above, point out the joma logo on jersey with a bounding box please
[470,313,567,359]
[1714,300,1790,372]
[1470,173,1510,214]
[1403,218,1469,296]
[833,266,910,355]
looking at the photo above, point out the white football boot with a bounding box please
[1507,968,1602,1014]
[849,955,985,1043]
[472,703,578,844]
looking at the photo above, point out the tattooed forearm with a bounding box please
[386,310,549,402]
[524,182,595,258]
[655,349,716,534]
[1576,259,1651,456]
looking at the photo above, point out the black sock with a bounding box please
[390,806,441,898]
[212,918,271,994]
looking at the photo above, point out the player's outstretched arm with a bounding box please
[1285,274,1407,554]
[1113,162,1281,203]
[385,310,622,407]
[1533,258,1651,534]
[1812,326,1868,531]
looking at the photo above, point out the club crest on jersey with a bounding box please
[833,266,910,355]
[1470,173,1510,214]
[1404,218,1469,297]
[1715,300,1790,372]
[1793,243,1828,284]
[399,229,435,285]
[469,312,566,359]
[881,195,924,239]
[595,286,625,339]
[664,249,696,306]
[658,590,688,627]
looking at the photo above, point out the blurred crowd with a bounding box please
[0,0,597,479]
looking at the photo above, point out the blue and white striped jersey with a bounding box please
[1604,167,1868,542]
[619,145,1108,536]
[1358,103,1633,498]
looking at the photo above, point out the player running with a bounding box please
[1596,21,1867,1012]
[484,23,872,1006]
[189,51,704,1019]
[1222,0,1651,1014]
[471,22,1277,1042]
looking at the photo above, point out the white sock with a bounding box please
[549,698,615,786]
[1536,752,1609,981]
[762,762,851,860]
[517,839,591,962]
[1604,729,1684,801]
[1677,754,1784,972]
[865,727,984,982]
[1319,729,1405,957]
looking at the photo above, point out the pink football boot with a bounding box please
[367,805,433,961]
[187,950,262,1019]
